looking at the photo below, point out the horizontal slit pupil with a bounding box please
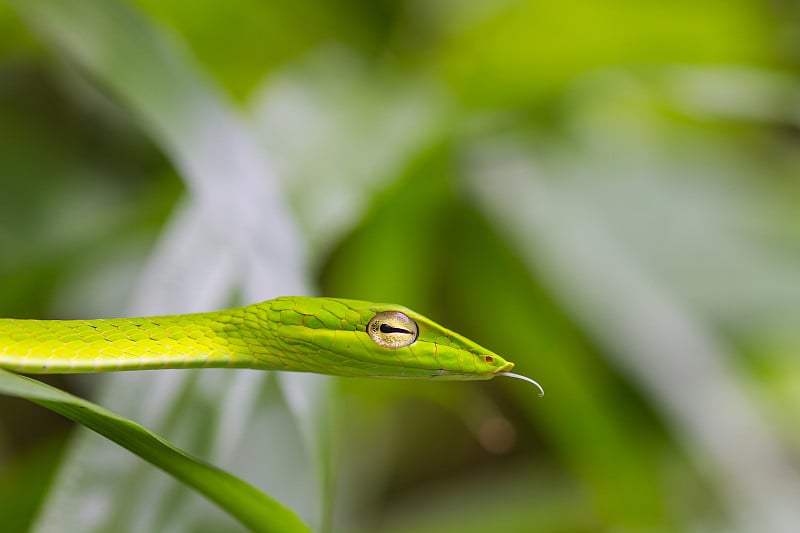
[380,323,410,335]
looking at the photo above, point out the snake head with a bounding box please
[362,301,515,380]
[266,297,513,379]
[256,297,542,394]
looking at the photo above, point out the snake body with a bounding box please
[0,296,524,383]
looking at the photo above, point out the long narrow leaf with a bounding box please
[0,370,312,533]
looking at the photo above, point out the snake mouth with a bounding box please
[495,362,515,373]
[428,361,515,380]
[427,360,515,380]
[427,369,495,381]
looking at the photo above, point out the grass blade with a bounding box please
[0,370,312,533]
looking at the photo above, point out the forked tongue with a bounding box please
[496,372,544,397]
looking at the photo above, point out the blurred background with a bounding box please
[1,1,800,532]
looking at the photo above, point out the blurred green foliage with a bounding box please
[1,1,799,532]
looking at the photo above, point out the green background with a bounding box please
[1,1,799,532]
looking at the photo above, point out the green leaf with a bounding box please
[0,370,312,533]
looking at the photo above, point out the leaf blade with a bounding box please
[0,370,312,533]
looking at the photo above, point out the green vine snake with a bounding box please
[0,297,543,394]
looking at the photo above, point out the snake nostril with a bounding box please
[484,356,494,363]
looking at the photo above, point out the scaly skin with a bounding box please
[0,296,514,380]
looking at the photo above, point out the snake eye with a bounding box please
[367,311,419,349]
